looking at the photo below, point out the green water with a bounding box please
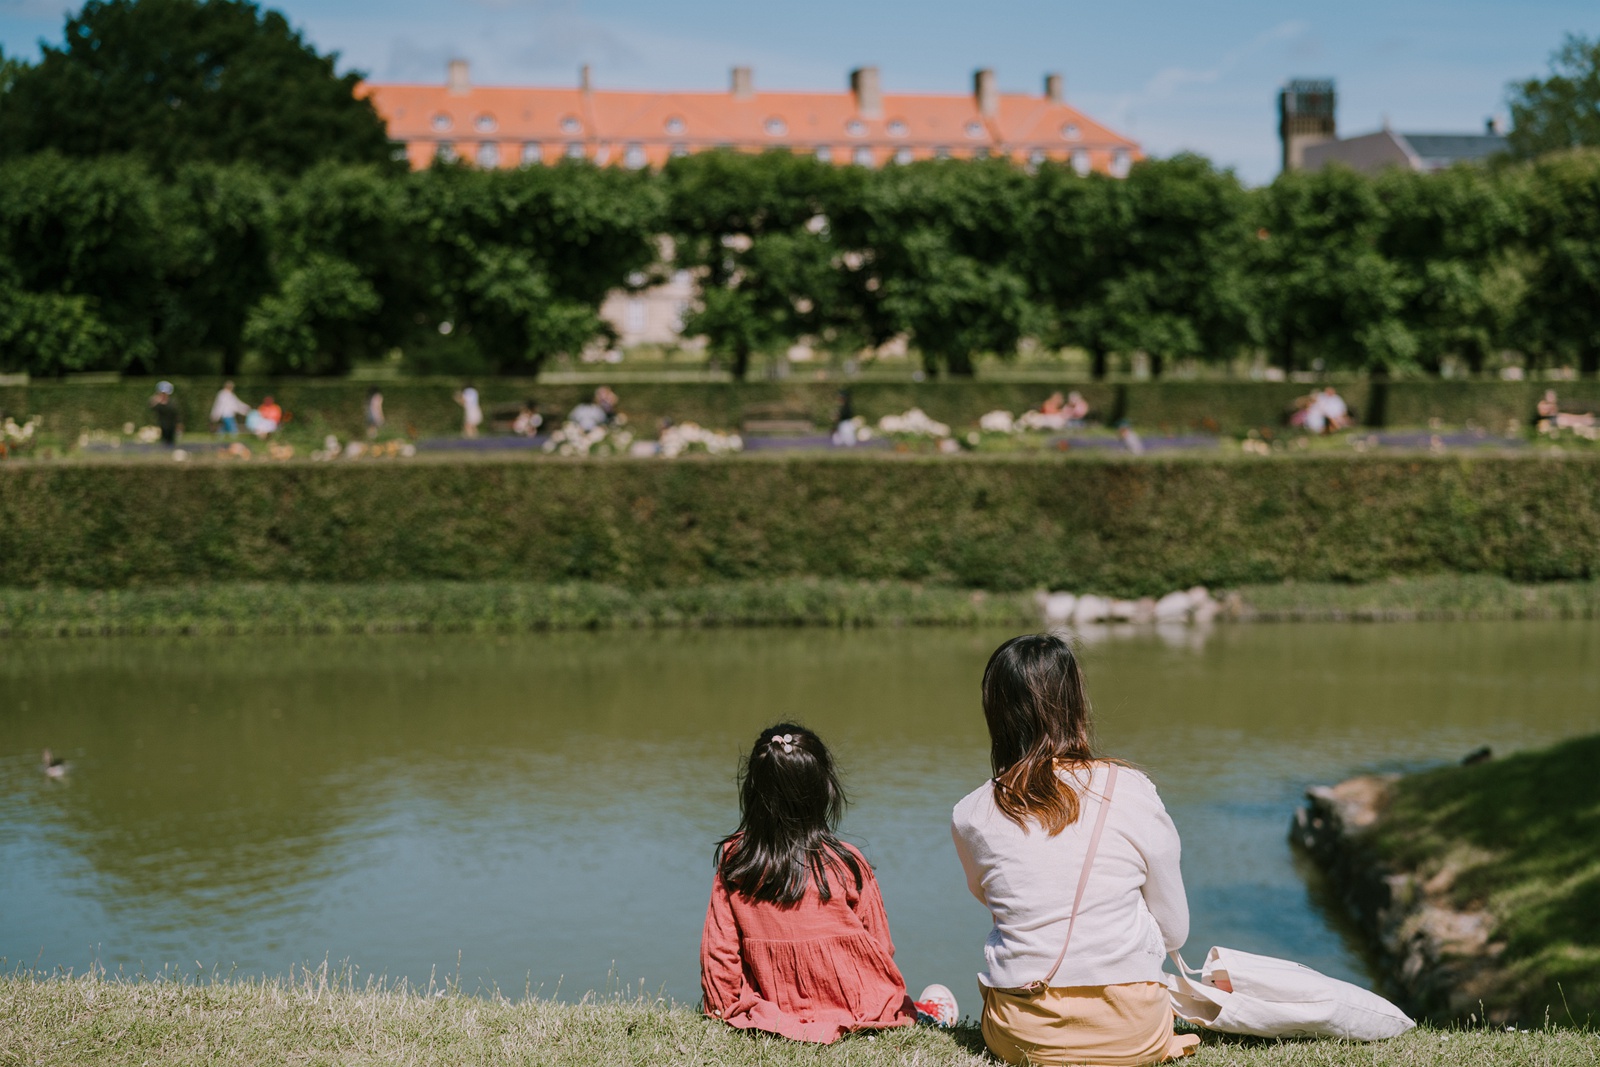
[3,622,1596,1009]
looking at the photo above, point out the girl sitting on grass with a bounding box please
[701,722,957,1043]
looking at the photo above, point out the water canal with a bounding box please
[3,621,1597,1008]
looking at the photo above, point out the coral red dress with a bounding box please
[700,844,916,1044]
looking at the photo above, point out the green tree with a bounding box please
[1377,165,1526,376]
[1250,166,1416,375]
[1031,155,1254,379]
[244,163,421,375]
[837,159,1034,377]
[0,0,395,175]
[160,163,277,375]
[0,152,167,374]
[409,160,661,375]
[1519,149,1600,378]
[1507,34,1600,159]
[663,150,859,379]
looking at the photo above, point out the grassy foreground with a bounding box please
[1368,733,1600,1023]
[1,575,1598,638]
[2,973,1596,1067]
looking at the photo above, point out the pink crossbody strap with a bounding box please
[1030,762,1120,992]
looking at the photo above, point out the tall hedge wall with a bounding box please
[3,455,1595,593]
[6,378,1600,441]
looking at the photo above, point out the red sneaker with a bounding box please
[913,983,959,1027]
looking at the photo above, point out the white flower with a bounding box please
[136,425,161,444]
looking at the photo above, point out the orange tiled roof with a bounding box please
[362,74,1141,174]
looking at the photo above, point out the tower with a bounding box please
[1279,79,1336,173]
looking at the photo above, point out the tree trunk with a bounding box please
[1148,352,1164,379]
[1091,349,1108,381]
[221,344,242,377]
[946,349,975,377]
[1464,343,1486,377]
[732,343,751,381]
[1581,343,1599,380]
[1277,333,1296,376]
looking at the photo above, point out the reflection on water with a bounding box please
[2,622,1596,1007]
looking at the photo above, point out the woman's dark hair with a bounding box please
[981,632,1096,836]
[716,723,863,905]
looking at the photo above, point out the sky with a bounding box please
[2,0,1596,184]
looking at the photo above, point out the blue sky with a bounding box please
[2,0,1595,183]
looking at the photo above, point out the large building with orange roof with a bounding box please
[365,61,1141,176]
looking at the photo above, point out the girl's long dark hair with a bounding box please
[716,723,864,905]
[982,632,1097,836]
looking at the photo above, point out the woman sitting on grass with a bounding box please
[701,723,957,1043]
[953,634,1198,1066]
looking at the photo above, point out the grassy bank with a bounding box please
[1,575,1596,638]
[5,454,1599,592]
[1367,733,1600,1025]
[7,377,1600,445]
[2,973,1595,1067]
[0,580,1039,637]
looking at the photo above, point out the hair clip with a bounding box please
[772,733,796,753]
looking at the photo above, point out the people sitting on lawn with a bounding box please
[567,399,608,433]
[1027,391,1092,432]
[1536,390,1596,435]
[246,396,283,437]
[512,399,543,437]
[701,724,958,1044]
[1289,387,1351,435]
[594,385,619,423]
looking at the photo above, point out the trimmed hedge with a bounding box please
[6,378,1600,443]
[2,454,1596,593]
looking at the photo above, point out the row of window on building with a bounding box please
[424,140,1130,175]
[430,112,1090,143]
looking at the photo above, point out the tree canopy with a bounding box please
[1507,33,1600,159]
[0,0,395,175]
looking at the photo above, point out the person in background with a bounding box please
[1318,387,1351,432]
[149,381,182,447]
[246,395,283,437]
[210,380,249,436]
[455,383,483,438]
[365,387,385,439]
[1041,392,1067,416]
[953,634,1197,1066]
[594,385,620,424]
[832,388,857,446]
[568,399,608,432]
[1117,420,1144,456]
[702,723,958,1044]
[1064,391,1091,426]
[512,399,543,437]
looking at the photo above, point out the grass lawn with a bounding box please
[1367,733,1600,1024]
[2,972,1596,1066]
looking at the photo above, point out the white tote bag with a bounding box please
[1165,946,1415,1041]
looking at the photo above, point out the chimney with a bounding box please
[579,63,592,92]
[1044,72,1063,103]
[850,66,882,120]
[974,68,998,118]
[730,65,753,100]
[447,58,470,95]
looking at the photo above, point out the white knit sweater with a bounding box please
[951,762,1188,989]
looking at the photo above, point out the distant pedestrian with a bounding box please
[512,399,543,437]
[209,380,249,436]
[455,383,483,438]
[365,387,385,439]
[701,724,958,1043]
[149,381,182,447]
[594,385,619,423]
[832,388,857,446]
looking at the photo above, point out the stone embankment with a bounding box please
[1036,586,1230,627]
[1291,775,1506,1022]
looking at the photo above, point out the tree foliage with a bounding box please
[0,0,394,175]
[1507,34,1600,159]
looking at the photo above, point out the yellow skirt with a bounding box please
[981,981,1200,1067]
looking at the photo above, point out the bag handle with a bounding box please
[1027,762,1119,992]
